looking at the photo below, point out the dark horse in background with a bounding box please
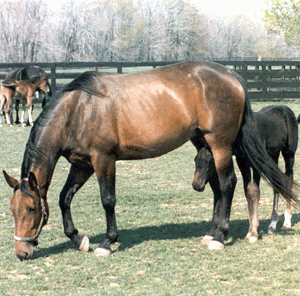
[3,65,52,125]
[193,105,298,243]
[3,62,299,260]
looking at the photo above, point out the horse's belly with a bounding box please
[117,126,194,160]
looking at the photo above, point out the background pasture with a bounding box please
[1,100,300,295]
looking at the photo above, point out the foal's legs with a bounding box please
[202,170,221,245]
[269,150,295,232]
[3,96,13,126]
[282,149,294,229]
[236,156,261,243]
[59,164,94,252]
[268,155,283,234]
[15,99,20,124]
[20,99,27,127]
[26,96,34,126]
[92,153,118,257]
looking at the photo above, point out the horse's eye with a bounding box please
[28,207,36,213]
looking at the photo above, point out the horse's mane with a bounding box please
[21,71,107,178]
[61,71,108,97]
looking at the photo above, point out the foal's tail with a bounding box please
[236,82,300,207]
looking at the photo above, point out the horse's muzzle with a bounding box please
[15,241,35,260]
[192,180,206,192]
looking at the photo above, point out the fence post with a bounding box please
[117,63,123,74]
[50,64,57,97]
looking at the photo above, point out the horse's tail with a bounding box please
[236,81,300,207]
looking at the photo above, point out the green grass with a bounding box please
[1,100,300,295]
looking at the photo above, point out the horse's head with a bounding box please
[192,147,215,192]
[35,74,50,94]
[3,171,48,260]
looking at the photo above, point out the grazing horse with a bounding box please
[4,66,52,124]
[0,75,49,126]
[193,105,298,243]
[3,62,299,260]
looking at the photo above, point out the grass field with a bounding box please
[1,100,300,295]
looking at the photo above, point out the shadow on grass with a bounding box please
[34,213,300,259]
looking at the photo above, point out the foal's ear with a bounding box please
[3,170,19,188]
[28,172,38,191]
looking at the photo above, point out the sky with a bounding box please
[46,0,267,21]
[192,0,266,20]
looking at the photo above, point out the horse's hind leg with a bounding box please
[282,149,295,229]
[236,156,260,243]
[268,155,281,234]
[207,147,237,250]
[59,163,94,252]
[92,153,118,257]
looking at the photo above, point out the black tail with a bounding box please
[236,86,300,207]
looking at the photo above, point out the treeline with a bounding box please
[1,0,299,63]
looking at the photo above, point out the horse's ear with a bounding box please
[28,172,38,191]
[3,170,19,188]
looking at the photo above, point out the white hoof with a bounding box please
[202,235,214,245]
[78,235,89,252]
[94,247,111,257]
[282,224,291,230]
[208,240,225,250]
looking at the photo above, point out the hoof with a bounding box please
[202,235,214,245]
[268,227,276,235]
[208,240,225,250]
[78,235,89,252]
[282,224,291,230]
[248,236,258,244]
[94,247,111,257]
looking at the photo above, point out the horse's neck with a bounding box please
[30,79,42,92]
[22,125,64,191]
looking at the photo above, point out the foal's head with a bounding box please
[192,147,215,192]
[34,74,50,94]
[3,171,48,260]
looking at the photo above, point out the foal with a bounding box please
[193,105,298,243]
[0,74,49,127]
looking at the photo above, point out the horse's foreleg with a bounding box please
[27,97,34,126]
[59,164,94,252]
[207,148,237,250]
[92,153,118,257]
[20,99,26,127]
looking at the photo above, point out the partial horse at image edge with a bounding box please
[193,105,299,243]
[3,61,300,260]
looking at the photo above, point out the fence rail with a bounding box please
[1,60,300,101]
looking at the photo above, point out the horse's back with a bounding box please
[104,62,246,159]
[256,105,298,153]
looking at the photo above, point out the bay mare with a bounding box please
[193,105,298,243]
[3,62,299,260]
